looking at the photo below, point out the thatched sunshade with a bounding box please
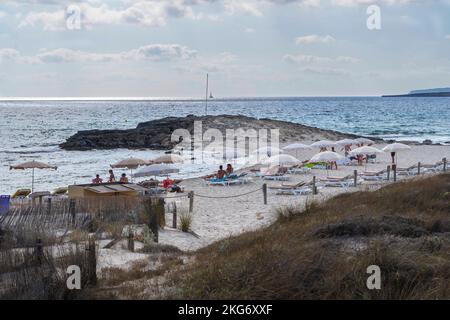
[10,160,57,192]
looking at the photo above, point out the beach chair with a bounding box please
[288,165,311,175]
[319,175,357,188]
[396,165,418,176]
[269,180,307,191]
[257,166,290,181]
[52,187,68,196]
[360,169,387,181]
[276,186,314,196]
[11,188,31,199]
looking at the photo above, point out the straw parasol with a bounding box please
[150,154,184,164]
[133,164,179,179]
[10,160,57,192]
[111,157,147,182]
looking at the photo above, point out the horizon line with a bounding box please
[0,95,382,101]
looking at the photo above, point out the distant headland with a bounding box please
[383,87,450,97]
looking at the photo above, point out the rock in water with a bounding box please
[60,114,363,151]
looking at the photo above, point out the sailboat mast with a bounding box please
[205,73,209,116]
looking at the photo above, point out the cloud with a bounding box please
[300,66,351,76]
[0,44,197,64]
[283,54,359,64]
[18,1,197,30]
[330,0,426,6]
[295,34,336,45]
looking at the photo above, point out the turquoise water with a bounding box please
[0,96,449,193]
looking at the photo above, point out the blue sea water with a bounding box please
[0,96,449,194]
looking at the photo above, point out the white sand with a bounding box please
[159,144,450,251]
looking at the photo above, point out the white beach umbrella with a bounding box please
[350,146,383,155]
[262,154,301,167]
[382,143,411,152]
[282,143,312,158]
[133,164,179,178]
[382,143,411,164]
[310,140,336,149]
[150,154,184,164]
[350,146,383,169]
[10,160,57,192]
[309,151,344,163]
[309,151,344,176]
[335,139,357,146]
[253,146,284,156]
[282,143,312,151]
[354,137,374,145]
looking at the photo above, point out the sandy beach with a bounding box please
[155,143,450,252]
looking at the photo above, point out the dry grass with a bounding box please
[167,173,450,299]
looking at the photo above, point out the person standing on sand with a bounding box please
[108,170,116,183]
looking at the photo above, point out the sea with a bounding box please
[0,96,449,194]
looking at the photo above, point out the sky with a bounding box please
[0,0,449,98]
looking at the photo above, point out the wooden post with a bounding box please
[69,199,76,226]
[188,191,194,213]
[262,183,268,205]
[353,170,358,187]
[417,162,421,175]
[172,203,177,229]
[148,198,159,243]
[444,158,447,172]
[35,238,43,265]
[127,231,134,252]
[387,165,391,181]
[87,236,97,286]
[47,197,52,215]
[312,176,317,195]
[393,164,397,182]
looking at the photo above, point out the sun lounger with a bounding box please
[360,169,387,181]
[319,175,360,188]
[207,173,250,186]
[396,165,418,176]
[11,188,31,199]
[276,186,314,196]
[269,180,307,190]
[288,166,311,175]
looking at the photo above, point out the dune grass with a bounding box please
[168,173,450,299]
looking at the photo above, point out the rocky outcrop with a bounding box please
[60,114,366,151]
